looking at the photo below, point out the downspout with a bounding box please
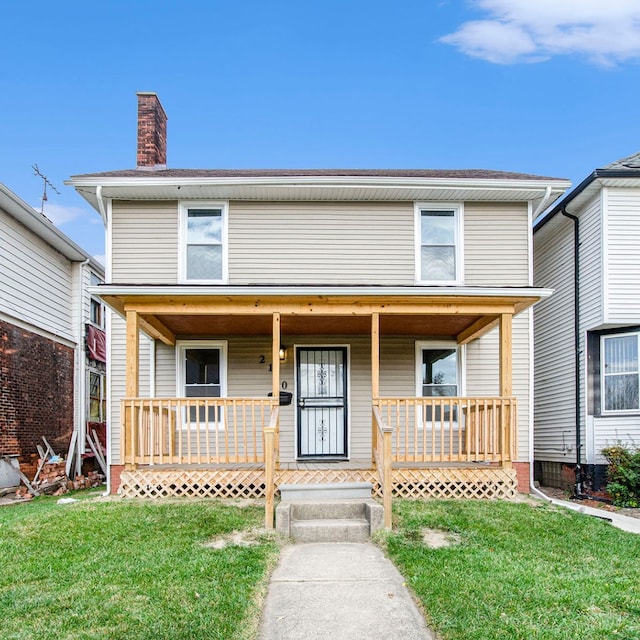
[561,207,583,497]
[76,258,91,479]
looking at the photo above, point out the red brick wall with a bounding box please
[0,320,75,465]
[110,464,124,494]
[514,462,530,493]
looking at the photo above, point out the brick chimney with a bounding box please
[136,92,167,170]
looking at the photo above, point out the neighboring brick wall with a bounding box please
[513,462,530,493]
[110,464,124,494]
[0,320,74,465]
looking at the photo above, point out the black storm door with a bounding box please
[297,347,347,458]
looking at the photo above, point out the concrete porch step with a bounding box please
[275,482,384,542]
[290,518,370,543]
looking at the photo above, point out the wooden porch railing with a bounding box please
[372,406,393,529]
[120,398,275,466]
[373,396,517,528]
[377,396,517,464]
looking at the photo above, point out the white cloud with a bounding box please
[440,0,640,65]
[39,202,87,226]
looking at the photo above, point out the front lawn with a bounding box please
[384,499,640,640]
[0,494,278,640]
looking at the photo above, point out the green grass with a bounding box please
[382,499,640,640]
[0,494,278,640]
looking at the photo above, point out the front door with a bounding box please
[297,347,348,458]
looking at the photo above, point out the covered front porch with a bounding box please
[103,286,539,528]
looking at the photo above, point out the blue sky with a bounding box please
[2,0,640,262]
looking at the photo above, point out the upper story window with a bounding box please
[179,202,228,283]
[90,298,104,328]
[415,203,463,284]
[602,333,639,413]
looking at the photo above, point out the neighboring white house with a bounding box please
[534,151,640,492]
[68,93,570,526]
[0,182,105,485]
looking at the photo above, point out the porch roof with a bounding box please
[94,284,551,345]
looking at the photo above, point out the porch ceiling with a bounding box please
[99,286,550,346]
[148,313,481,338]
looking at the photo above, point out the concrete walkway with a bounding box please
[258,542,435,640]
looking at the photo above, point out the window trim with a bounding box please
[88,369,106,423]
[414,202,463,285]
[178,201,229,284]
[90,297,104,329]
[600,331,640,416]
[176,340,228,430]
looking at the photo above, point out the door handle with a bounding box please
[298,398,305,408]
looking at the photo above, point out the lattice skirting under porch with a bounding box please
[119,466,517,500]
[391,466,518,500]
[119,468,268,499]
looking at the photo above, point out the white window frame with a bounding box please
[601,332,640,415]
[415,340,464,429]
[87,369,106,423]
[176,340,228,430]
[414,202,463,285]
[90,297,104,329]
[178,201,229,284]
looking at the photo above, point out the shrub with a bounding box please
[601,444,640,508]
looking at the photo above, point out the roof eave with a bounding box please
[535,167,640,232]
[0,182,103,273]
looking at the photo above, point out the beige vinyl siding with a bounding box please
[533,196,602,465]
[0,208,74,340]
[464,202,529,286]
[592,416,640,464]
[109,316,152,463]
[533,215,578,463]
[605,188,640,323]
[466,313,531,460]
[109,199,532,287]
[228,202,414,285]
[579,195,604,330]
[111,201,178,283]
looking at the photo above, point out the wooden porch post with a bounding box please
[264,312,281,530]
[499,313,513,397]
[371,312,380,399]
[371,313,380,463]
[499,313,513,467]
[272,312,281,402]
[125,310,140,467]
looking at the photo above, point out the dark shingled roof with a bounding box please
[603,151,640,170]
[72,167,565,181]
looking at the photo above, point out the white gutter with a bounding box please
[532,185,553,219]
[95,185,107,226]
[89,284,555,299]
[68,175,572,190]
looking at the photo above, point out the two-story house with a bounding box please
[0,182,105,486]
[534,151,640,493]
[69,93,569,526]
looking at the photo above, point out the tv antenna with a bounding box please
[32,164,60,214]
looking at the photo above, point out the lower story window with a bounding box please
[602,333,640,413]
[88,371,106,422]
[178,342,227,429]
[417,342,460,423]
